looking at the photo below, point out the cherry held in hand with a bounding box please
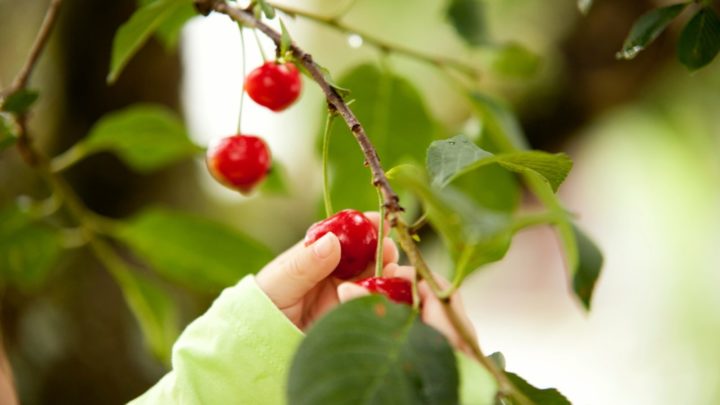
[245,61,302,112]
[304,209,377,280]
[206,134,270,194]
[355,277,413,305]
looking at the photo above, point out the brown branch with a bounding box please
[8,0,63,92]
[208,1,527,400]
[2,0,63,167]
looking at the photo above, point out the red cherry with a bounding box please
[206,134,271,194]
[245,61,302,112]
[304,209,378,280]
[355,277,413,305]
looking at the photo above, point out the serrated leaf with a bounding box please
[324,64,436,212]
[258,160,290,196]
[279,18,291,57]
[1,89,39,114]
[617,3,688,60]
[677,7,720,70]
[111,264,179,364]
[0,114,17,151]
[427,135,572,192]
[506,372,571,405]
[571,224,603,309]
[115,208,274,292]
[446,0,488,46]
[496,152,572,193]
[388,164,513,280]
[77,104,199,172]
[578,0,592,15]
[108,0,189,83]
[491,42,541,79]
[288,295,461,405]
[0,205,62,289]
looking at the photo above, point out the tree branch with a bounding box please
[2,0,63,167]
[208,1,523,400]
[8,0,63,92]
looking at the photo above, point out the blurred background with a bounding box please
[1,0,720,403]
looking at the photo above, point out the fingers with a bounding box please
[337,282,370,303]
[256,232,341,309]
[383,263,415,280]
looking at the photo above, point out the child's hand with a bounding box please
[256,212,398,330]
[337,265,477,356]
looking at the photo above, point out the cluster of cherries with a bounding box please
[205,61,411,305]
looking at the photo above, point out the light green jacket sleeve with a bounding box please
[129,275,495,405]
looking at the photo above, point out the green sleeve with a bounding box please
[129,275,304,405]
[129,275,496,405]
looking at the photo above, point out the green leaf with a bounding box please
[139,0,196,50]
[427,135,572,192]
[256,0,276,19]
[288,295,461,405]
[578,0,592,15]
[468,93,529,152]
[0,205,62,289]
[325,64,436,212]
[677,7,720,70]
[1,89,39,114]
[617,3,688,60]
[506,372,571,405]
[115,208,274,292]
[490,42,541,79]
[465,91,601,308]
[77,104,199,172]
[446,0,488,46]
[259,160,290,196]
[0,114,17,151]
[388,164,513,280]
[108,0,190,83]
[571,224,603,309]
[112,266,179,364]
[316,65,352,99]
[279,18,291,57]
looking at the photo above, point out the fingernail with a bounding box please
[313,232,335,259]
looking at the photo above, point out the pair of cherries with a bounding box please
[305,210,413,305]
[207,61,301,193]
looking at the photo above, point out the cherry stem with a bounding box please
[236,24,247,133]
[321,110,336,217]
[252,28,268,62]
[374,188,385,278]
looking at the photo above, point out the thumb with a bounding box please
[337,282,370,303]
[256,232,341,308]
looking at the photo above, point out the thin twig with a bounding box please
[9,0,63,92]
[269,2,480,80]
[3,0,63,166]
